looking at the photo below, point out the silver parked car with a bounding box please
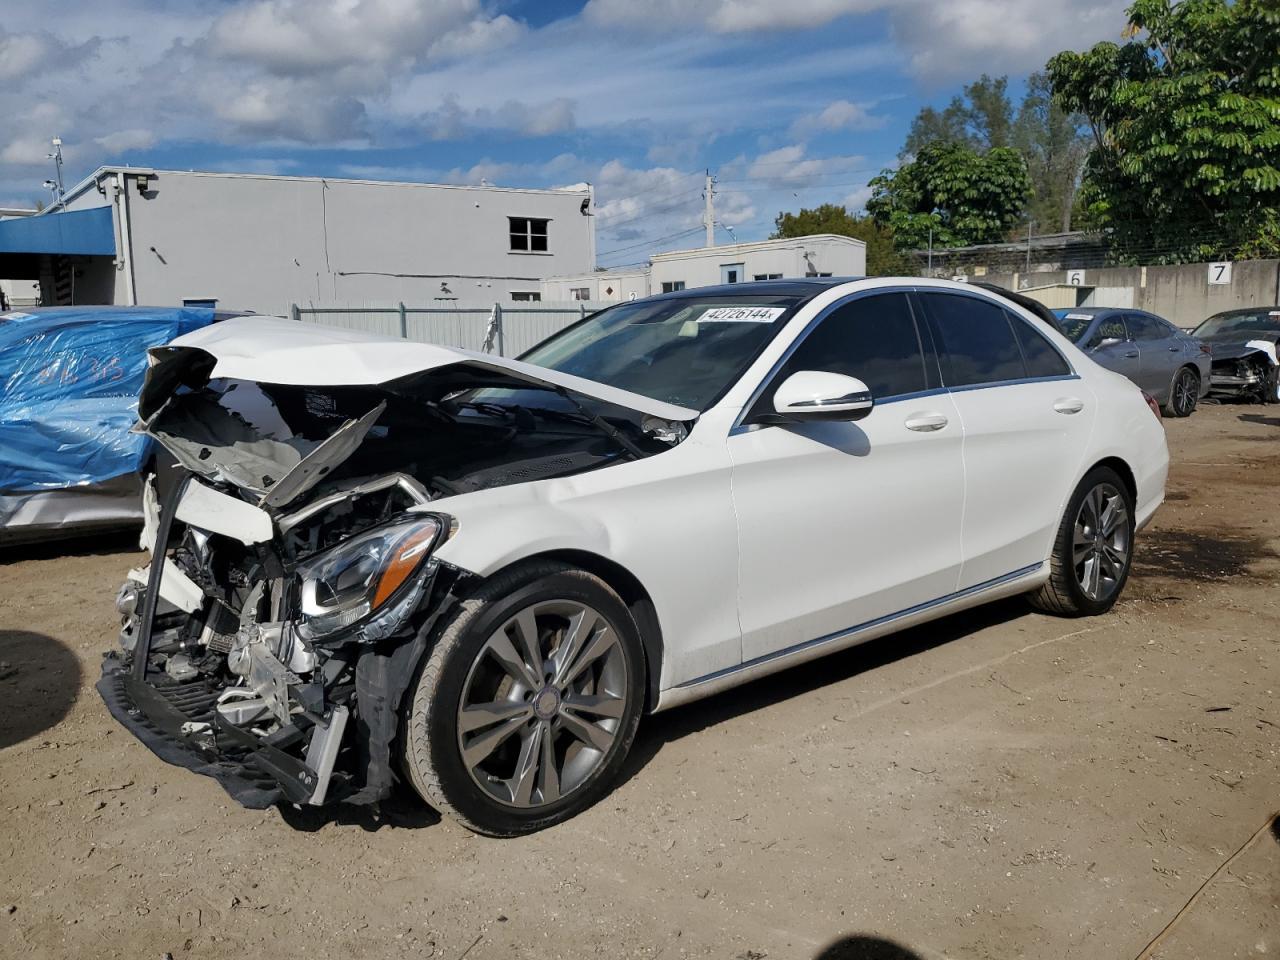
[1054,308,1211,417]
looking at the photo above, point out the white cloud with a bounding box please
[586,0,1127,81]
[0,30,49,81]
[95,129,156,154]
[789,99,886,138]
[209,0,521,77]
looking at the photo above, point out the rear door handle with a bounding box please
[1168,346,1180,352]
[1054,397,1085,415]
[904,413,949,432]
[1123,351,1139,359]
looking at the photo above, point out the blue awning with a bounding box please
[0,206,116,256]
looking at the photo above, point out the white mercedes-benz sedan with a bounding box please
[99,278,1168,835]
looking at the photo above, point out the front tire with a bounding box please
[1029,466,1135,617]
[403,560,645,837]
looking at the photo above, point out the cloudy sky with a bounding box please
[2,0,1128,266]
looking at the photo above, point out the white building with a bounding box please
[0,168,595,314]
[541,234,866,302]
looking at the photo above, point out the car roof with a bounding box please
[647,277,856,301]
[1205,305,1280,317]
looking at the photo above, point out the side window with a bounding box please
[1008,312,1071,378]
[919,293,1024,387]
[1128,314,1167,341]
[757,293,930,414]
[1088,316,1128,348]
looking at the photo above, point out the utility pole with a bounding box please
[47,138,65,208]
[703,170,715,248]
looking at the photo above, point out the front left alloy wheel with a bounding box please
[403,560,645,836]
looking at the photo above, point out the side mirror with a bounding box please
[772,371,874,422]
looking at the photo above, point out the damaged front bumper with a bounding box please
[97,469,463,811]
[96,653,345,808]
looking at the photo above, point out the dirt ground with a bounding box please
[2,403,1277,960]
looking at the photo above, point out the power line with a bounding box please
[597,226,705,260]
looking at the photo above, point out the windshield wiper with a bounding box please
[550,387,647,459]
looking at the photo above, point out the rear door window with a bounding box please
[917,292,1025,387]
[1008,312,1071,378]
[1127,313,1170,341]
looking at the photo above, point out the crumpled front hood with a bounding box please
[1205,332,1280,360]
[145,316,698,423]
[136,317,696,511]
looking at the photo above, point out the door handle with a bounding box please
[904,413,948,432]
[1123,351,1139,359]
[1168,346,1180,352]
[1054,397,1085,415]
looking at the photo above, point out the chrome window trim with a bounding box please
[728,285,1082,438]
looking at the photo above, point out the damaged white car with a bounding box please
[100,279,1169,836]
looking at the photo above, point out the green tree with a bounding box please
[903,72,1090,235]
[771,203,912,275]
[1048,0,1280,262]
[902,74,1014,158]
[1013,72,1091,233]
[867,142,1031,250]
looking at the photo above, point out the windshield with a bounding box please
[1192,309,1280,339]
[1056,311,1097,344]
[517,295,805,411]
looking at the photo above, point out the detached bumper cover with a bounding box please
[96,652,308,809]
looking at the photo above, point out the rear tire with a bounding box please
[402,560,645,837]
[1029,466,1136,617]
[1163,367,1199,418]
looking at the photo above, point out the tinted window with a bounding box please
[1128,313,1169,340]
[920,293,1024,387]
[1088,315,1128,348]
[760,293,929,411]
[1009,313,1071,378]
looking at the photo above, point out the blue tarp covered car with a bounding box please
[0,306,218,543]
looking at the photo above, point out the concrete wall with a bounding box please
[984,259,1280,329]
[63,171,592,315]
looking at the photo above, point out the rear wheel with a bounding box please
[1029,466,1135,617]
[1163,367,1199,418]
[403,560,645,836]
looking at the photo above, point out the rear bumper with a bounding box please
[96,652,320,809]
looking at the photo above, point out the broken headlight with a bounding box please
[296,515,447,640]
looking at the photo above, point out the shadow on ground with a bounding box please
[0,529,141,566]
[814,934,926,959]
[623,597,1032,787]
[0,630,83,749]
[1132,527,1278,584]
[1239,413,1280,428]
[278,790,441,833]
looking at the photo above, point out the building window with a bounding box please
[509,217,549,252]
[720,263,744,284]
[805,270,833,277]
[752,273,783,281]
[570,287,591,300]
[511,291,542,302]
[661,281,685,293]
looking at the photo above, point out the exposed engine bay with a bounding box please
[98,335,692,808]
[1207,337,1280,403]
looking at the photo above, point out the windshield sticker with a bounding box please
[1065,313,1093,321]
[699,306,787,323]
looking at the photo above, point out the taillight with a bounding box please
[1142,391,1163,422]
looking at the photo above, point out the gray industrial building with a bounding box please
[542,234,866,302]
[0,168,595,315]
